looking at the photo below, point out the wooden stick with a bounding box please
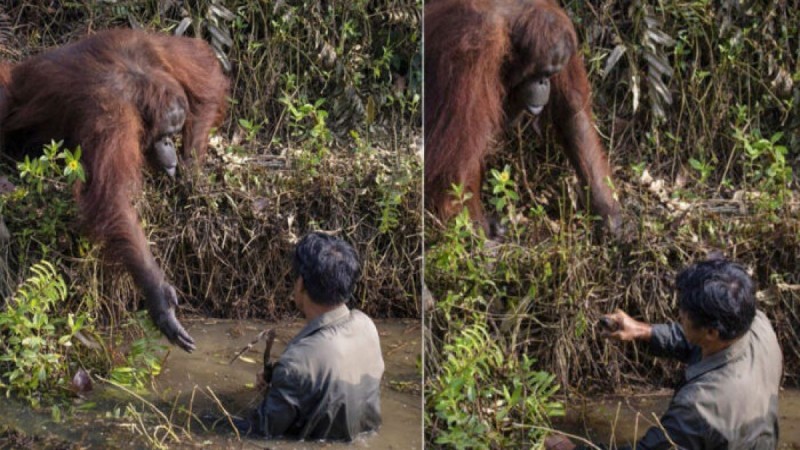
[263,329,277,375]
[228,328,275,365]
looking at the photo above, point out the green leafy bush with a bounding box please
[0,261,91,406]
[109,312,166,390]
[429,321,563,449]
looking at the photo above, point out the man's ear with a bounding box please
[705,326,720,342]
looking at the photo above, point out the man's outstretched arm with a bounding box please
[602,310,695,362]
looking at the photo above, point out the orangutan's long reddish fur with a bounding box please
[424,0,621,233]
[0,29,228,350]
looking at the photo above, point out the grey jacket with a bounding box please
[254,304,384,441]
[621,310,783,449]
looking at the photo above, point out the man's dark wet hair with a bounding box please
[676,258,756,341]
[293,232,361,306]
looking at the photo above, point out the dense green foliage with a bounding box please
[0,261,87,405]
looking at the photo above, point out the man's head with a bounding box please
[676,258,756,344]
[292,232,361,310]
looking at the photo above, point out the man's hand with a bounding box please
[545,434,577,450]
[600,309,653,341]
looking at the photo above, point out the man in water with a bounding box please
[238,232,384,441]
[546,258,782,449]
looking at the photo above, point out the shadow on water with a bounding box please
[0,318,422,450]
[552,388,800,449]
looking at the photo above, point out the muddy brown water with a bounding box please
[552,388,800,449]
[0,318,422,449]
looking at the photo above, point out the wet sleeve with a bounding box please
[254,362,304,438]
[648,322,696,363]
